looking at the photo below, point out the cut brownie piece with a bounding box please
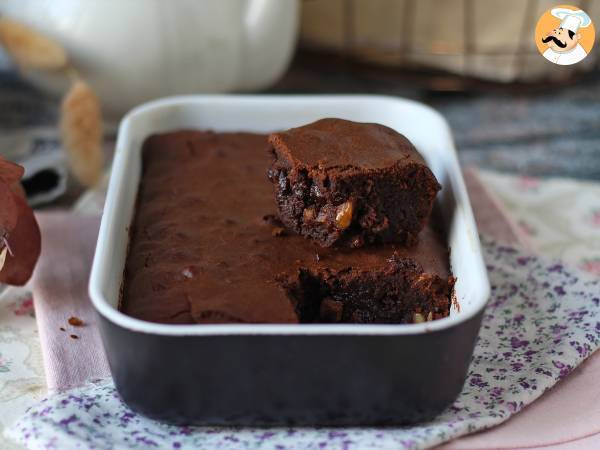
[278,225,455,324]
[267,118,441,248]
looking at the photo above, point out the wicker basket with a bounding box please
[300,0,599,82]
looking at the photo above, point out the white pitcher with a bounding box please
[0,0,299,116]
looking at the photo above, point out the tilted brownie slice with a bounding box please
[267,118,441,248]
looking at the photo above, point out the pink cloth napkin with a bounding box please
[462,167,534,251]
[31,212,109,392]
[441,352,600,449]
[27,168,600,448]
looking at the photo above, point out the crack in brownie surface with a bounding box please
[267,119,441,248]
[121,130,454,325]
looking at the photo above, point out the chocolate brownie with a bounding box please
[267,119,441,248]
[121,131,454,325]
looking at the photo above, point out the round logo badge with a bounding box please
[535,4,595,65]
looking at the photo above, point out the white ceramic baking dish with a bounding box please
[89,95,490,425]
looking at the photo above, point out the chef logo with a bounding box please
[535,5,595,65]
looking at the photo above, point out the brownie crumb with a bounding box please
[59,327,66,332]
[69,334,79,339]
[413,313,425,323]
[68,316,84,327]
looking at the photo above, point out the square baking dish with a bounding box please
[89,95,490,426]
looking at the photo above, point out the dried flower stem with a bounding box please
[0,17,67,71]
[0,18,105,189]
[60,80,104,187]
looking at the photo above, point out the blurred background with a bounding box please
[0,0,599,206]
[1,3,600,447]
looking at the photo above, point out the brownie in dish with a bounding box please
[121,131,454,325]
[267,118,441,248]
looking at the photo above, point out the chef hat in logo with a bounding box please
[551,8,592,33]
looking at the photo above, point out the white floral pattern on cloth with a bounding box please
[6,238,600,450]
[479,169,600,278]
[0,286,46,450]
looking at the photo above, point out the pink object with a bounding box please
[28,169,600,448]
[440,353,600,449]
[462,167,534,250]
[31,212,109,392]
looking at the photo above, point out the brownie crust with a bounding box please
[121,130,454,325]
[267,119,441,248]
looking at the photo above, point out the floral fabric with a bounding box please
[480,170,600,278]
[0,287,45,450]
[6,238,600,450]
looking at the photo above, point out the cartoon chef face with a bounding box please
[542,8,592,53]
[537,7,593,66]
[542,27,581,53]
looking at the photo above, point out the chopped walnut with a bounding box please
[303,207,315,221]
[335,201,353,229]
[413,312,426,323]
[315,209,328,223]
[411,273,432,290]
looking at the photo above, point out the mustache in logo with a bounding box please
[542,35,567,48]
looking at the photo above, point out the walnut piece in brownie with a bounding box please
[267,119,441,248]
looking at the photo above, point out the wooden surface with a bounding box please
[268,51,600,181]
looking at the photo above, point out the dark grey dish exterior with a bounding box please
[97,309,484,426]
